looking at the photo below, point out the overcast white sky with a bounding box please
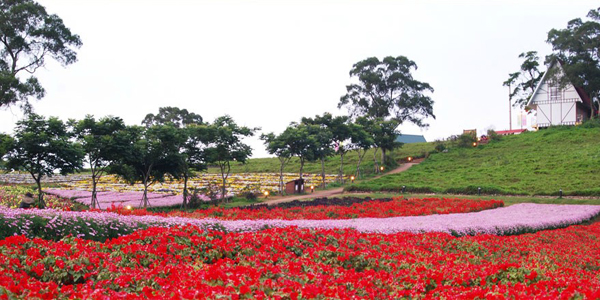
[1,0,597,157]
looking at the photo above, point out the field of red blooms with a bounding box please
[111,197,504,220]
[1,222,600,299]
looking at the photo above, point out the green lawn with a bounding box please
[347,125,600,196]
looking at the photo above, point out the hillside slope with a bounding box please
[207,142,435,177]
[348,125,600,196]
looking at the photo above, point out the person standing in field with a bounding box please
[19,192,35,209]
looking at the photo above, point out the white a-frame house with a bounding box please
[527,61,593,128]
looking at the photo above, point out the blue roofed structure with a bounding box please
[395,134,427,144]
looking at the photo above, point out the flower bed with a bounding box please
[44,189,211,209]
[0,186,75,210]
[118,197,504,220]
[1,203,599,241]
[2,223,600,298]
[13,172,342,197]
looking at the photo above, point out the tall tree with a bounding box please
[141,107,207,208]
[142,106,203,128]
[0,0,82,110]
[179,124,210,208]
[328,116,352,183]
[286,123,318,181]
[0,133,11,169]
[546,7,600,117]
[204,115,257,202]
[347,122,374,179]
[5,114,83,207]
[300,114,335,188]
[357,117,401,173]
[261,131,293,194]
[72,115,126,209]
[339,56,434,163]
[503,51,545,109]
[109,125,185,208]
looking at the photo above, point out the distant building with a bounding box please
[526,60,595,128]
[495,129,527,136]
[395,134,427,144]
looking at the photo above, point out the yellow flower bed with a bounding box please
[58,173,344,195]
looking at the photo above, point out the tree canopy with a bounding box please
[546,7,600,114]
[261,130,295,194]
[0,0,82,110]
[142,107,207,207]
[338,56,435,127]
[109,124,185,208]
[142,106,203,128]
[72,115,127,209]
[4,113,83,207]
[503,51,545,108]
[204,115,257,201]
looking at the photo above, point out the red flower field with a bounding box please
[1,221,599,299]
[110,197,504,220]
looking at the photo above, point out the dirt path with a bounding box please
[262,160,421,205]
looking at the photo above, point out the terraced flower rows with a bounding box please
[2,173,341,196]
[1,194,599,298]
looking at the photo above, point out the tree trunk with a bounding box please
[356,149,366,179]
[339,153,345,184]
[183,173,189,208]
[143,183,149,208]
[299,157,305,180]
[220,161,230,202]
[91,174,99,209]
[321,157,326,188]
[381,148,387,170]
[373,148,380,174]
[279,160,285,195]
[36,177,45,209]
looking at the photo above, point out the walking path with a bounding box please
[263,160,421,205]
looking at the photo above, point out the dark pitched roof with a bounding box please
[395,134,427,144]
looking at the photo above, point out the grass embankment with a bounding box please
[348,125,600,196]
[342,193,600,206]
[207,142,435,177]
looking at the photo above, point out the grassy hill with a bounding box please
[207,142,435,178]
[347,124,600,196]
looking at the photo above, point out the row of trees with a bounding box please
[0,108,257,209]
[261,114,401,194]
[505,7,600,115]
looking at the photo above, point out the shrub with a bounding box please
[434,140,446,152]
[456,133,477,148]
[487,129,501,142]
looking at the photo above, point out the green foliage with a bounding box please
[487,129,501,142]
[338,56,435,127]
[205,115,258,201]
[209,142,435,177]
[72,115,127,209]
[141,106,203,128]
[141,107,209,208]
[349,126,600,196]
[108,124,186,207]
[434,140,446,153]
[450,133,477,148]
[0,0,82,110]
[503,51,545,108]
[4,114,84,207]
[546,7,600,113]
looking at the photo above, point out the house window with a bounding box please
[549,86,560,100]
